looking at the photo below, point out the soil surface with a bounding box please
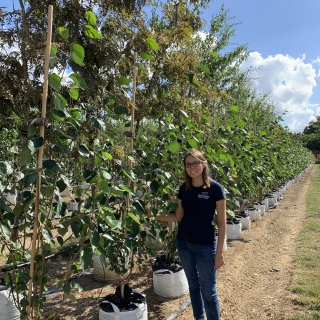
[2,167,314,319]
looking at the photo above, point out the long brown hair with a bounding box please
[183,149,211,190]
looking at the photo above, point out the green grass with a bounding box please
[290,164,320,320]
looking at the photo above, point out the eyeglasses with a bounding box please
[185,161,201,168]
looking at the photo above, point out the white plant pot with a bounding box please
[99,296,147,320]
[60,188,71,197]
[0,290,20,320]
[82,182,90,190]
[246,208,260,221]
[5,194,16,205]
[239,216,251,230]
[260,204,266,216]
[226,222,242,240]
[69,201,79,211]
[215,233,227,251]
[267,196,275,207]
[153,268,188,298]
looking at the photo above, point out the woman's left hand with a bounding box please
[214,252,225,270]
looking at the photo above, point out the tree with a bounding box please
[302,116,320,153]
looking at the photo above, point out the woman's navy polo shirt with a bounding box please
[177,180,226,245]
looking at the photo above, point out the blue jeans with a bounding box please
[176,237,220,320]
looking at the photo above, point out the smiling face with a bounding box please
[184,155,204,181]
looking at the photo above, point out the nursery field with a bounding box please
[41,165,319,320]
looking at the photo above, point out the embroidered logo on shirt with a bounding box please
[198,192,209,199]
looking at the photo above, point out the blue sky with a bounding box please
[2,0,319,132]
[204,0,320,132]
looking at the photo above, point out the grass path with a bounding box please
[291,164,320,319]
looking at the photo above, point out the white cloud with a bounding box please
[240,52,319,132]
[312,56,320,64]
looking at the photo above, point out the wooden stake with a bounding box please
[27,5,53,318]
[122,52,137,296]
[125,52,137,216]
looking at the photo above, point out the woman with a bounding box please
[150,149,226,320]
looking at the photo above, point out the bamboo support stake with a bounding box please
[122,52,137,299]
[27,5,53,318]
[180,82,187,127]
[125,51,137,216]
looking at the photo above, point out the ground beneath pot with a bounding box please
[42,166,314,320]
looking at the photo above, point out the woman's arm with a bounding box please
[147,199,184,222]
[215,199,226,269]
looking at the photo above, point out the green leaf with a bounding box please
[69,73,88,90]
[80,247,92,271]
[66,293,77,302]
[28,137,44,150]
[188,73,195,83]
[13,204,24,218]
[42,229,53,243]
[83,169,97,182]
[102,151,112,160]
[54,92,67,110]
[70,281,83,292]
[40,185,55,198]
[49,73,61,91]
[14,171,24,181]
[118,77,131,86]
[57,175,70,192]
[43,159,61,171]
[208,51,219,57]
[91,117,106,131]
[0,221,10,238]
[20,298,29,308]
[52,109,67,118]
[19,146,32,166]
[57,236,64,246]
[50,44,57,56]
[70,43,85,66]
[24,173,36,186]
[108,186,123,196]
[139,52,155,61]
[69,86,79,100]
[0,203,12,213]
[55,197,68,217]
[78,143,90,157]
[168,140,180,153]
[119,184,134,194]
[100,170,112,181]
[128,213,141,225]
[84,25,102,39]
[114,106,128,115]
[85,11,97,26]
[200,64,210,74]
[230,105,239,112]
[146,38,159,52]
[28,123,37,137]
[58,27,69,40]
[136,63,147,73]
[188,139,198,149]
[150,180,159,193]
[49,56,58,69]
[180,110,189,118]
[0,161,13,175]
[90,231,100,250]
[122,169,136,181]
